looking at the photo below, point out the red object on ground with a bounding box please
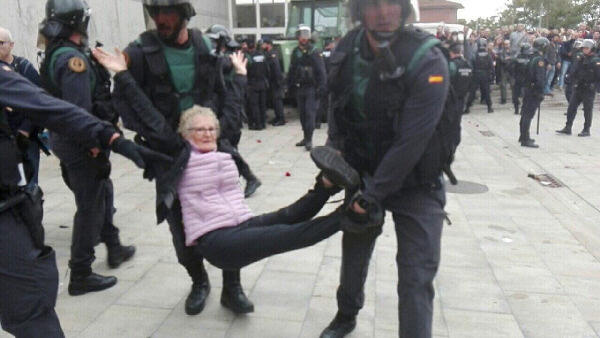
[285,172,291,177]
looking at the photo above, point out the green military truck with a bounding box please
[273,0,350,74]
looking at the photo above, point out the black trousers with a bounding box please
[271,88,285,122]
[512,80,524,111]
[466,71,492,109]
[316,91,331,125]
[51,135,120,276]
[296,86,318,142]
[335,186,446,338]
[519,89,543,141]
[165,181,333,282]
[565,81,574,103]
[565,86,595,130]
[0,211,64,338]
[248,87,267,128]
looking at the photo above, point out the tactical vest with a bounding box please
[0,108,23,193]
[449,57,472,98]
[513,53,531,83]
[40,40,116,123]
[246,51,270,89]
[526,55,545,88]
[474,51,491,71]
[328,27,443,180]
[574,54,600,86]
[131,29,216,131]
[292,45,318,86]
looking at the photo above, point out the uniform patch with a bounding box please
[1,65,12,72]
[429,75,444,84]
[538,60,545,67]
[68,57,86,73]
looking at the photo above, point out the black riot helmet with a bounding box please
[520,42,532,54]
[40,0,91,39]
[348,0,419,43]
[532,37,550,54]
[205,24,230,41]
[477,38,488,51]
[142,0,196,20]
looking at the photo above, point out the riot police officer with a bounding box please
[511,42,533,115]
[556,39,600,137]
[519,37,550,148]
[262,37,286,126]
[288,25,327,151]
[465,38,494,113]
[320,0,449,337]
[564,40,584,103]
[448,42,473,115]
[38,0,136,296]
[246,39,270,130]
[116,0,254,316]
[316,39,336,129]
[0,60,168,338]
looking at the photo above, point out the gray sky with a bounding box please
[456,0,508,21]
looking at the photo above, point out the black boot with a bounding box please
[578,129,590,137]
[295,139,307,147]
[514,105,519,115]
[319,312,357,338]
[68,272,117,296]
[272,119,286,126]
[310,146,360,190]
[107,244,136,269]
[556,126,572,135]
[185,279,210,315]
[488,107,494,113]
[244,177,262,198]
[305,140,313,151]
[521,139,539,148]
[221,270,254,314]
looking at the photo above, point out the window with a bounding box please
[259,0,285,28]
[233,0,257,28]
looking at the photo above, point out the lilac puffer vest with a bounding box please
[177,149,254,246]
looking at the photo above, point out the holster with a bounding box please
[16,185,45,249]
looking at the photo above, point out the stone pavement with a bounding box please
[3,88,600,338]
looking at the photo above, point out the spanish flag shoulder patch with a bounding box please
[428,75,444,84]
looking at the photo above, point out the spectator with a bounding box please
[510,24,527,56]
[544,34,560,95]
[559,31,576,89]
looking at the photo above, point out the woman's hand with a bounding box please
[229,51,248,76]
[92,47,128,73]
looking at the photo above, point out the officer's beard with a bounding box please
[157,19,187,46]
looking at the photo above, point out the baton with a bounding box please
[536,104,541,135]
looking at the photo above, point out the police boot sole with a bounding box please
[556,129,572,135]
[310,147,359,190]
[68,278,117,296]
[319,321,357,338]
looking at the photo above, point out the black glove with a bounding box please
[341,194,385,234]
[111,137,173,169]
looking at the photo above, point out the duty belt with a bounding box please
[0,192,26,213]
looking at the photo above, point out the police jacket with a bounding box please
[114,29,246,223]
[0,63,116,192]
[6,56,41,137]
[246,50,270,90]
[288,44,327,91]
[570,53,600,89]
[265,49,284,92]
[40,40,116,150]
[565,51,583,84]
[526,54,548,95]
[512,53,531,84]
[448,56,472,100]
[326,27,449,204]
[474,50,494,75]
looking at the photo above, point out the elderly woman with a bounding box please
[91,47,360,270]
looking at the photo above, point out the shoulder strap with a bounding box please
[189,28,211,56]
[139,31,170,79]
[406,38,441,74]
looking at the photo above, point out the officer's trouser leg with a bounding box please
[465,76,478,109]
[54,147,108,276]
[273,90,285,122]
[0,212,64,338]
[248,88,260,128]
[481,75,492,108]
[565,83,574,102]
[512,82,521,112]
[297,87,317,142]
[582,90,595,130]
[565,90,583,128]
[100,178,120,247]
[388,187,445,338]
[165,200,209,283]
[520,94,541,141]
[336,227,382,316]
[500,71,507,103]
[259,89,268,127]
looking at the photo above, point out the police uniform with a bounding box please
[562,52,600,134]
[316,45,334,128]
[565,50,584,102]
[326,27,449,338]
[466,46,494,112]
[511,51,531,114]
[246,49,270,129]
[0,62,123,338]
[449,54,473,116]
[40,39,132,288]
[519,53,547,146]
[118,27,252,313]
[265,47,286,125]
[288,43,327,149]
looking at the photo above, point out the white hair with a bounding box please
[0,27,13,42]
[178,105,220,139]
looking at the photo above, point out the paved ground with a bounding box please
[3,88,600,338]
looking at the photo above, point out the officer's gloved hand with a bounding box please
[111,137,173,169]
[341,193,385,234]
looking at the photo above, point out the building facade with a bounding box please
[419,0,464,24]
[228,0,289,41]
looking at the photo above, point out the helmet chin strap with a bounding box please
[367,29,404,81]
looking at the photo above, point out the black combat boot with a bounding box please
[221,270,254,314]
[488,106,494,113]
[319,312,357,338]
[521,139,539,148]
[578,129,590,137]
[272,119,286,126]
[514,105,520,115]
[305,140,313,151]
[295,139,307,147]
[68,272,117,296]
[244,176,262,198]
[310,146,360,190]
[556,126,572,135]
[185,279,210,315]
[107,244,136,269]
